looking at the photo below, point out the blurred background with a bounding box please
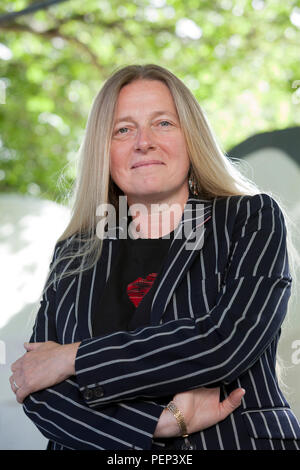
[0,0,299,449]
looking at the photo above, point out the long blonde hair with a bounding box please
[42,64,299,316]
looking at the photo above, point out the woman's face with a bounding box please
[110,79,190,205]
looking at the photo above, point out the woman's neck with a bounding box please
[127,187,189,239]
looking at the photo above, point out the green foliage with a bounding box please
[0,0,299,202]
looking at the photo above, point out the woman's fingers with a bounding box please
[219,387,245,419]
[155,387,246,437]
[24,342,43,351]
[10,341,79,405]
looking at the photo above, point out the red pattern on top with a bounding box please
[127,273,158,307]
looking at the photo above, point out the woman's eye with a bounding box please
[117,127,128,134]
[159,121,171,127]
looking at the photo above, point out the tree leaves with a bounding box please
[0,0,299,200]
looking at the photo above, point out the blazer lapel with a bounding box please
[75,238,114,339]
[149,196,213,324]
[75,211,128,339]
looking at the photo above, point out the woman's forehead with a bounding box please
[114,80,177,117]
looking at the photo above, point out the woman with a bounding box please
[10,64,300,450]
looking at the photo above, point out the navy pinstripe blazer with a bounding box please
[23,192,300,450]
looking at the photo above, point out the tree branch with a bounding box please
[0,22,103,71]
[0,0,69,24]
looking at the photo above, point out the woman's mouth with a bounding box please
[131,161,164,169]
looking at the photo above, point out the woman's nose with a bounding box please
[134,127,156,152]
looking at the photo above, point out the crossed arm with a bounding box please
[10,339,245,439]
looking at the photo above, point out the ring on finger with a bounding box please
[13,379,20,390]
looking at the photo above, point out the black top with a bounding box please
[92,220,174,336]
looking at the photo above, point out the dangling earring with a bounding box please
[188,167,199,196]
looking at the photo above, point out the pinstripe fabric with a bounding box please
[23,193,300,450]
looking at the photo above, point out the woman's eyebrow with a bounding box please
[114,110,178,124]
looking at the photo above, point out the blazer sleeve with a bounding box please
[74,193,293,407]
[22,243,164,450]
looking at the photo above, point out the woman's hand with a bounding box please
[9,341,80,403]
[153,386,245,438]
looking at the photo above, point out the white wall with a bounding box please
[0,194,70,449]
